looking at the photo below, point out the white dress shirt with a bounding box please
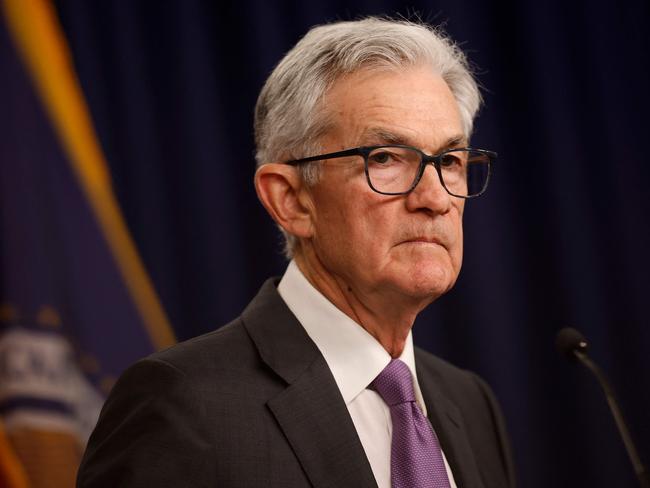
[278,260,458,488]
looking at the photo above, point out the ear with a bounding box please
[254,163,315,239]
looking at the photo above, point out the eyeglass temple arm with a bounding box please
[285,148,364,165]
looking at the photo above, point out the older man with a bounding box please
[78,18,515,488]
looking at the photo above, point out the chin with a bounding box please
[396,261,459,301]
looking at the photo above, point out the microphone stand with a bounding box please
[573,349,649,488]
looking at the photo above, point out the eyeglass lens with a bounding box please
[366,147,490,196]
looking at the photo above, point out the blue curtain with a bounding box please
[52,1,650,486]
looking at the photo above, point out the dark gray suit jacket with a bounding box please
[77,279,516,487]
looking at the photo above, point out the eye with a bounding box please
[439,153,464,168]
[368,147,418,167]
[369,150,398,165]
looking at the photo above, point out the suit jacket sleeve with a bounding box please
[77,358,212,488]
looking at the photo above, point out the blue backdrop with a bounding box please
[52,1,650,486]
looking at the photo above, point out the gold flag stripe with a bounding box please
[1,0,176,349]
[7,428,80,488]
[0,422,29,488]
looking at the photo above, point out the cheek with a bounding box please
[452,217,464,268]
[312,194,388,270]
[445,202,464,269]
[356,198,399,244]
[311,199,360,258]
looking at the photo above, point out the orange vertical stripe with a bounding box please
[1,0,176,349]
[0,422,29,488]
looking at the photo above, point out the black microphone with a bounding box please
[556,327,649,488]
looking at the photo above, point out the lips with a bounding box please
[396,224,452,249]
[399,236,447,248]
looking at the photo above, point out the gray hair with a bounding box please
[254,17,482,257]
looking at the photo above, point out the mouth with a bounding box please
[399,237,445,248]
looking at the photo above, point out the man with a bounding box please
[78,17,515,488]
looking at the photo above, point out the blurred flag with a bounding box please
[0,420,28,488]
[0,0,176,486]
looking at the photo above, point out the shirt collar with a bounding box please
[277,260,427,414]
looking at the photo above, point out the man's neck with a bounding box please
[294,250,426,358]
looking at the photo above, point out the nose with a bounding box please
[404,163,452,214]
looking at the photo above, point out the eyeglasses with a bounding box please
[285,145,496,198]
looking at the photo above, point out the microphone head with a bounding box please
[556,327,589,360]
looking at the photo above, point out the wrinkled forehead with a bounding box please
[316,65,464,150]
[314,62,435,114]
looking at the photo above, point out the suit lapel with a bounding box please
[267,356,377,488]
[242,279,377,488]
[415,351,484,488]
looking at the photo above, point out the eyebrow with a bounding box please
[358,127,467,154]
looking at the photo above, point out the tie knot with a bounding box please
[370,359,416,406]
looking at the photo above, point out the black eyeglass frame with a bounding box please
[285,145,496,198]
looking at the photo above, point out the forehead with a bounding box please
[321,66,465,151]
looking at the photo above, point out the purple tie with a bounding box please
[371,359,451,488]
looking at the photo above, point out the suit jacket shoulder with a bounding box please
[78,278,515,488]
[77,279,376,488]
